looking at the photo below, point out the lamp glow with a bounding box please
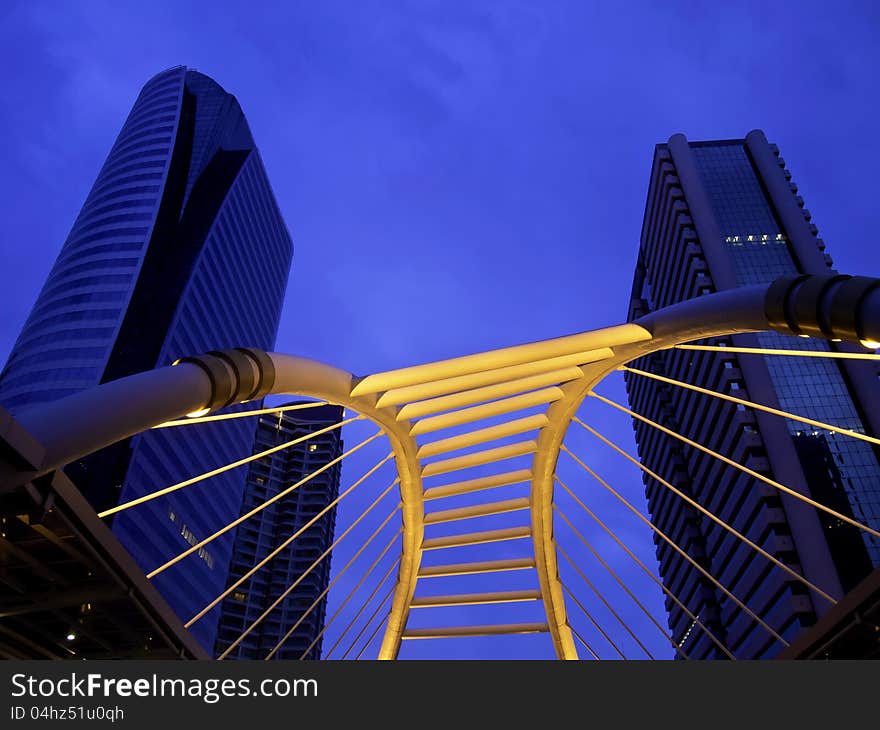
[860,339,880,350]
[186,408,211,418]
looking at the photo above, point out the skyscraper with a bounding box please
[626,131,880,659]
[0,66,294,650]
[215,403,343,660]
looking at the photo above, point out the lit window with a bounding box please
[308,443,318,452]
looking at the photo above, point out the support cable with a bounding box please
[100,416,362,518]
[675,344,880,361]
[591,390,880,546]
[622,365,880,448]
[186,455,394,627]
[349,583,397,660]
[147,431,381,578]
[218,497,401,660]
[556,475,733,660]
[558,544,653,658]
[562,443,789,646]
[154,400,332,428]
[569,623,600,660]
[294,534,400,660]
[560,581,625,659]
[576,412,838,606]
[555,506,686,659]
[322,555,401,660]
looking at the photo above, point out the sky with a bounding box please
[1,0,879,659]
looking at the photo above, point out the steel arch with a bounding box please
[7,274,879,659]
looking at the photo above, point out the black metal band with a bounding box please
[174,348,275,413]
[236,347,276,400]
[763,274,880,345]
[175,354,237,411]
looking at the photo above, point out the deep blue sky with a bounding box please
[2,1,879,659]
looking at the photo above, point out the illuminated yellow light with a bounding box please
[66,633,76,641]
[172,358,181,366]
[186,408,211,418]
[861,339,880,350]
[798,334,810,338]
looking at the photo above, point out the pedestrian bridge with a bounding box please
[1,274,879,659]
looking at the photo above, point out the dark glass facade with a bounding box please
[215,404,343,660]
[626,132,880,658]
[0,67,294,651]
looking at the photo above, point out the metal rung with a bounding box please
[410,389,563,436]
[418,557,536,578]
[421,441,537,478]
[410,589,541,608]
[423,469,532,501]
[422,526,531,550]
[397,368,582,421]
[350,323,645,396]
[375,349,613,407]
[424,497,530,525]
[417,415,548,459]
[402,623,550,639]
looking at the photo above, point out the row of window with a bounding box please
[90,157,167,196]
[123,102,179,130]
[52,243,144,279]
[116,112,176,143]
[29,288,127,320]
[98,143,171,180]
[0,365,98,392]
[39,272,132,304]
[55,235,149,266]
[66,213,153,247]
[13,326,115,354]
[2,346,107,376]
[74,197,156,228]
[79,184,160,217]
[85,170,163,194]
[105,126,173,165]
[26,306,120,332]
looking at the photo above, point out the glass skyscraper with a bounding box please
[626,131,880,659]
[0,66,294,650]
[215,403,343,660]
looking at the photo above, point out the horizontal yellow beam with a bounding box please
[423,469,532,501]
[397,368,582,421]
[421,440,537,478]
[417,415,548,459]
[410,388,563,436]
[376,349,613,407]
[410,590,541,608]
[402,623,549,639]
[352,322,650,396]
[424,497,530,525]
[422,526,531,550]
[417,557,536,578]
